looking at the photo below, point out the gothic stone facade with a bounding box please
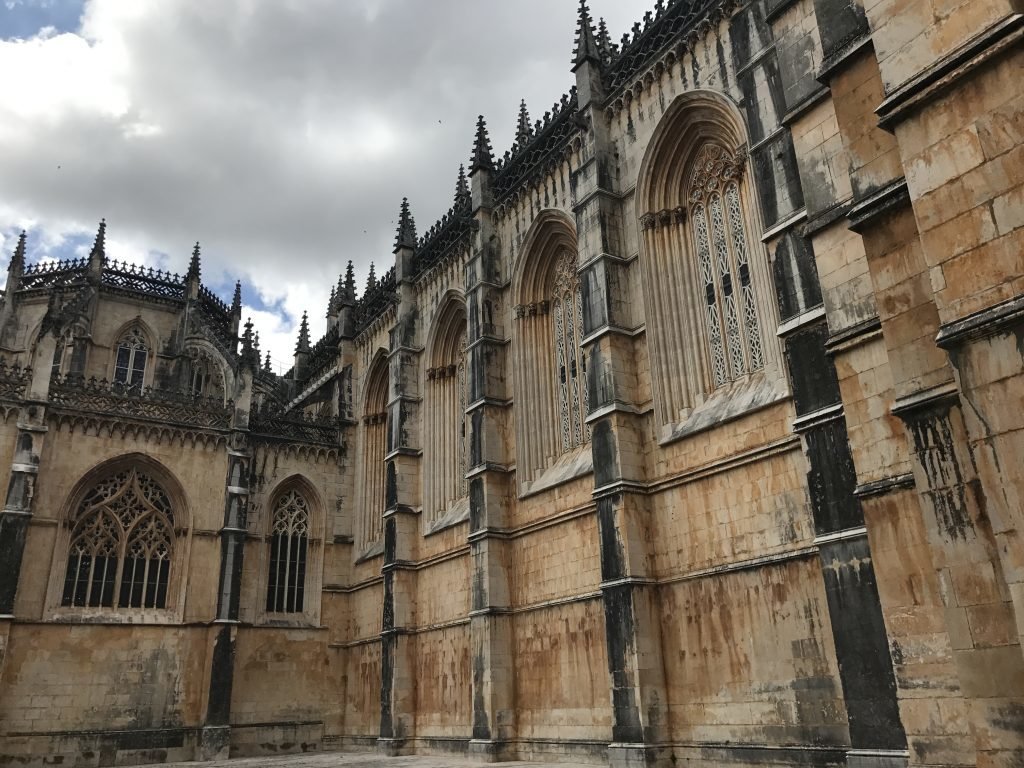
[0,0,1022,766]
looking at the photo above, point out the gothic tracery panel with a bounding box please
[61,467,175,610]
[266,488,309,614]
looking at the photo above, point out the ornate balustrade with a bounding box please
[249,403,342,446]
[0,360,32,401]
[49,374,232,429]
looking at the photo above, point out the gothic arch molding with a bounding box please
[634,89,783,430]
[44,452,193,621]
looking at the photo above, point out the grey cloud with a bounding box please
[0,0,651,360]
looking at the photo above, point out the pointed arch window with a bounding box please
[266,489,309,614]
[61,468,174,609]
[113,326,149,391]
[552,248,588,452]
[688,144,764,388]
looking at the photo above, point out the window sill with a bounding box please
[425,496,470,536]
[44,609,183,625]
[518,444,593,500]
[659,369,790,446]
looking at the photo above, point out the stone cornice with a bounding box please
[876,14,1024,132]
[935,292,1024,349]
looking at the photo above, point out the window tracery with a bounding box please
[61,468,174,609]
[266,489,309,614]
[687,144,763,388]
[552,248,588,452]
[114,326,149,391]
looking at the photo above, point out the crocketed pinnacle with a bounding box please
[90,218,107,259]
[327,285,337,317]
[241,317,255,357]
[295,311,310,354]
[454,164,470,204]
[515,100,532,146]
[231,280,242,313]
[264,351,272,372]
[187,241,201,280]
[597,17,614,60]
[470,115,494,173]
[365,262,377,294]
[10,230,26,272]
[344,260,356,301]
[573,0,600,66]
[394,198,417,251]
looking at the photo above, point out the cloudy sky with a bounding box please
[0,0,651,371]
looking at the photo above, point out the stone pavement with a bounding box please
[159,752,600,768]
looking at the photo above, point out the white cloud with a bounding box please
[0,0,653,365]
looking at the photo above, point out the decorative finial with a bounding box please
[242,317,254,350]
[365,262,377,294]
[231,280,242,313]
[254,330,261,358]
[264,351,272,372]
[597,17,613,60]
[295,311,310,353]
[515,100,532,146]
[470,115,494,173]
[91,218,106,259]
[344,260,356,300]
[573,0,600,67]
[394,198,417,251]
[10,230,27,272]
[327,284,337,317]
[187,241,201,280]
[454,163,470,204]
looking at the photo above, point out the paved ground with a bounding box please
[160,753,599,768]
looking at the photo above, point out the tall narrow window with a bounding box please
[358,356,388,547]
[424,303,469,524]
[552,248,588,452]
[61,467,174,609]
[114,327,149,391]
[266,489,309,613]
[688,144,763,387]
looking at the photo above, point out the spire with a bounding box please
[454,163,470,204]
[253,330,261,361]
[264,351,272,372]
[327,284,337,317]
[231,280,242,313]
[573,0,600,67]
[365,262,377,294]
[241,317,256,364]
[295,311,310,353]
[597,17,614,60]
[394,198,417,251]
[470,115,494,173]
[515,100,532,147]
[90,219,106,259]
[344,260,356,301]
[187,241,201,281]
[10,230,26,272]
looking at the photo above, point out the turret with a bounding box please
[186,241,201,300]
[338,261,356,337]
[394,198,417,281]
[514,100,532,148]
[293,311,310,381]
[468,115,494,211]
[572,0,605,108]
[230,280,242,338]
[6,230,26,293]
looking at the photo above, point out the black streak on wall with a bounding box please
[805,419,863,534]
[819,538,907,749]
[786,321,841,415]
[0,514,29,613]
[205,626,234,726]
[602,583,644,743]
[379,632,395,738]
